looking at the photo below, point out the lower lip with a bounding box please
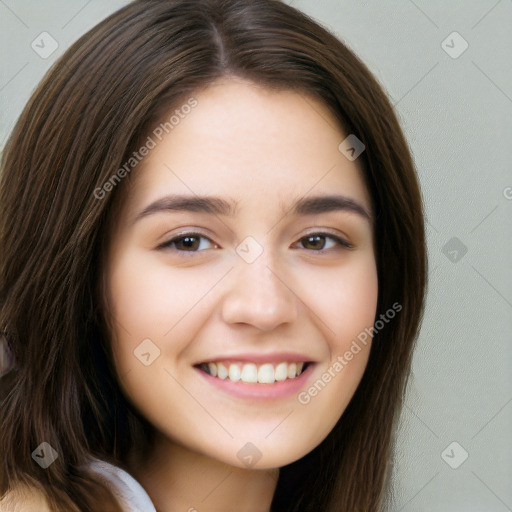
[195,363,315,400]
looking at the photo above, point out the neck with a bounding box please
[129,434,279,512]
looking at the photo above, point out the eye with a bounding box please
[157,231,352,254]
[297,232,352,252]
[158,232,217,253]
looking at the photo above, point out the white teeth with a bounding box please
[217,362,228,380]
[274,362,288,381]
[228,364,241,382]
[200,360,308,383]
[258,363,275,384]
[240,363,258,383]
[208,362,217,377]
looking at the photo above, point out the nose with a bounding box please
[220,251,299,331]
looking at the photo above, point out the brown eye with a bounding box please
[159,233,216,253]
[302,235,327,250]
[174,236,201,251]
[299,233,351,251]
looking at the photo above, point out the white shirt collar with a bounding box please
[87,457,157,512]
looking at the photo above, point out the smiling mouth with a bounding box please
[195,361,311,384]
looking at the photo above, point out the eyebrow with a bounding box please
[133,193,372,224]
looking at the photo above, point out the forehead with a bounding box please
[123,78,371,217]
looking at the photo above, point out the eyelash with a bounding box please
[158,231,353,255]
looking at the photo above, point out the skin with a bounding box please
[103,77,378,512]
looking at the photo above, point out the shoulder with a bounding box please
[0,484,51,512]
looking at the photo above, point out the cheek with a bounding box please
[327,257,378,378]
[300,253,378,346]
[291,254,378,432]
[104,251,168,387]
[106,247,214,345]
[333,262,378,344]
[104,247,230,405]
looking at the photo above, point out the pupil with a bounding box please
[181,236,198,250]
[306,235,324,250]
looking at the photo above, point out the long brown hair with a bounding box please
[0,0,427,510]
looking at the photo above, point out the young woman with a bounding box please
[0,0,427,510]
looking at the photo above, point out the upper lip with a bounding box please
[194,352,315,365]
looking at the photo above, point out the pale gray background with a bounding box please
[0,1,511,511]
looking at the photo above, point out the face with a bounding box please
[104,78,378,469]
